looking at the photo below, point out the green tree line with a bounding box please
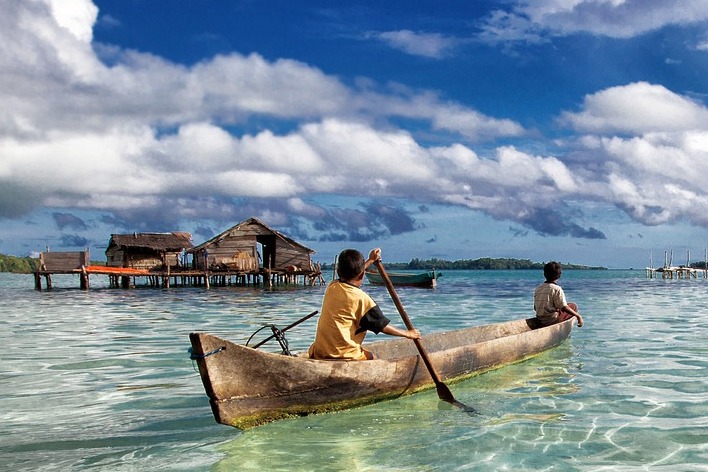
[0,254,39,273]
[322,257,606,271]
[403,257,544,270]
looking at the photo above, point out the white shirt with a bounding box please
[533,282,567,324]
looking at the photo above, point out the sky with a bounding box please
[1,0,708,269]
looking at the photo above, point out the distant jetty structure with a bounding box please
[645,249,708,279]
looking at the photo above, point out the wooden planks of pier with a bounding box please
[645,250,708,280]
[645,267,707,279]
[34,250,91,290]
[34,250,325,290]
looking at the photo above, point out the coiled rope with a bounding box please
[246,324,292,356]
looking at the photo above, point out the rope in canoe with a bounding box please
[269,325,291,356]
[189,322,296,373]
[188,346,225,372]
[246,324,293,356]
[188,346,225,360]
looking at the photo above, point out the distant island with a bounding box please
[321,257,608,271]
[1,253,612,274]
[0,254,39,273]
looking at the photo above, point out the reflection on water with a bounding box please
[213,347,582,471]
[1,270,706,471]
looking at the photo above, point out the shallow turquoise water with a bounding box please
[0,270,706,471]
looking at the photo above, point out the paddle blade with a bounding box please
[435,381,455,403]
[436,382,477,414]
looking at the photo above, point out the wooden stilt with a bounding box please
[80,266,89,290]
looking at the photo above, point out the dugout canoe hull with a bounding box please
[189,317,574,429]
[365,269,439,288]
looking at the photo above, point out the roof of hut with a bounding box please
[190,217,315,254]
[106,232,193,253]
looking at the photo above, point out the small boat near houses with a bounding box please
[365,269,440,288]
[189,316,576,429]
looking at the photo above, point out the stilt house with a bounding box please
[188,217,315,272]
[105,232,193,270]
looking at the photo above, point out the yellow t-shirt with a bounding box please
[308,281,388,360]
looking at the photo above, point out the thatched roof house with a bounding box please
[106,232,193,270]
[188,217,315,272]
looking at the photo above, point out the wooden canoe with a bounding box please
[189,317,575,429]
[365,269,440,288]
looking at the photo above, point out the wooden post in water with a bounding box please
[80,266,89,290]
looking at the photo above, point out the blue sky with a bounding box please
[1,0,708,269]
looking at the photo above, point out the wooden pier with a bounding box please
[34,251,325,291]
[645,249,708,279]
[645,266,706,279]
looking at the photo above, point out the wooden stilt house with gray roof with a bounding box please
[188,217,316,276]
[105,232,193,270]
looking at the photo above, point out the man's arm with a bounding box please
[381,324,421,339]
[562,304,584,327]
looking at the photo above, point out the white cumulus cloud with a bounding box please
[561,82,708,134]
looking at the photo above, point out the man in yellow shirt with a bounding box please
[308,248,420,360]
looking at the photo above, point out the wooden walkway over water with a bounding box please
[645,249,708,279]
[645,267,707,279]
[33,251,324,290]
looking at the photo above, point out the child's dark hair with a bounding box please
[543,261,562,281]
[337,249,365,280]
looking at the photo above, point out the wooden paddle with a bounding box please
[373,260,473,412]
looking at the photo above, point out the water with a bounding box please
[1,270,706,471]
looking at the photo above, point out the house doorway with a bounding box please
[257,235,276,270]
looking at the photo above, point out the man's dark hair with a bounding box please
[543,261,562,281]
[337,249,365,280]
